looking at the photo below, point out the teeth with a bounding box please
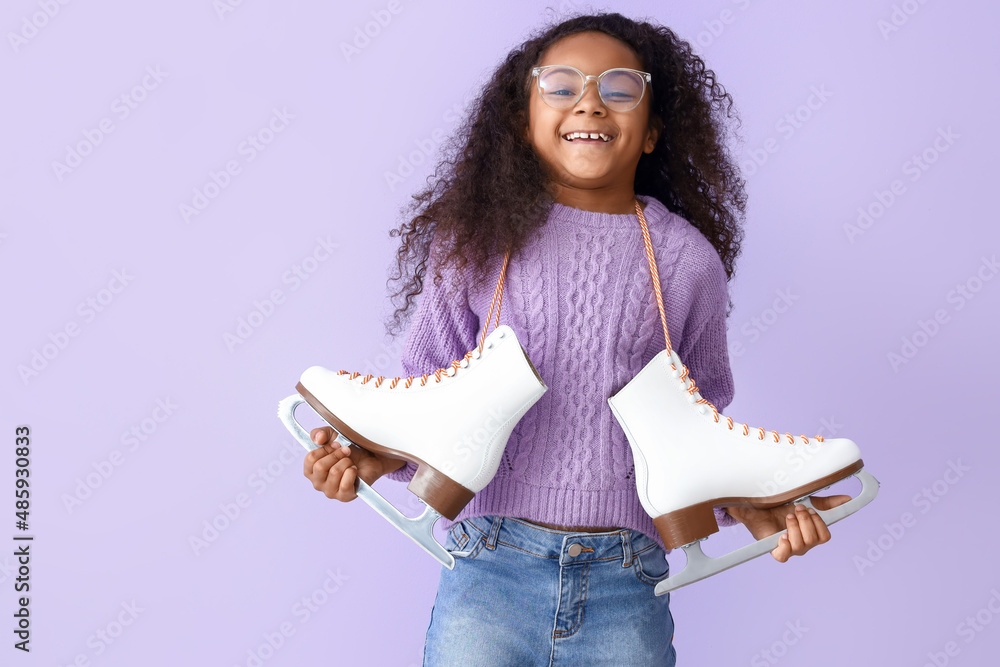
[563,132,613,142]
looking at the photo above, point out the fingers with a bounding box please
[810,508,832,543]
[303,444,343,482]
[339,464,359,500]
[326,450,359,500]
[774,504,832,561]
[303,441,337,476]
[793,505,819,547]
[309,426,336,446]
[809,494,852,511]
[303,443,359,501]
[772,512,795,563]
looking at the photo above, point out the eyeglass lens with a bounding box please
[537,67,645,111]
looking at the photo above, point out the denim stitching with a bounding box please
[494,541,559,558]
[632,546,670,585]
[552,562,590,638]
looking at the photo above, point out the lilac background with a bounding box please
[2,0,998,665]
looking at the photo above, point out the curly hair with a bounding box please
[383,11,747,338]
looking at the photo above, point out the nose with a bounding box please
[573,77,607,115]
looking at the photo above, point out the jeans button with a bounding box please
[567,543,583,557]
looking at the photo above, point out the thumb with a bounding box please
[771,532,791,563]
[808,494,852,512]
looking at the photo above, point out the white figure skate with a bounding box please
[607,201,879,595]
[279,251,546,569]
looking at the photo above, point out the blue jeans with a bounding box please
[422,515,677,666]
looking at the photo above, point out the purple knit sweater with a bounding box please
[384,194,739,551]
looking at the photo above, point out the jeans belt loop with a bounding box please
[620,530,633,567]
[486,516,503,550]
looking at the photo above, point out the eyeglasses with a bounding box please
[530,65,652,112]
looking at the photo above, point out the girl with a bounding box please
[304,12,848,666]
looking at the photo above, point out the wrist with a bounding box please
[379,456,407,476]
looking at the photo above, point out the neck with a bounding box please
[550,184,644,214]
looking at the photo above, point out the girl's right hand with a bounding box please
[302,426,403,502]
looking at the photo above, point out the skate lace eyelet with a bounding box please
[498,330,506,338]
[486,343,495,350]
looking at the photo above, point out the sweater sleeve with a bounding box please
[382,237,480,484]
[675,242,735,413]
[675,234,739,528]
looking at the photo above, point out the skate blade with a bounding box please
[277,394,456,570]
[654,468,880,595]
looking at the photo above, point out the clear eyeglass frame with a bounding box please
[530,65,652,112]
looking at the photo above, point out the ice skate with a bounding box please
[607,200,879,594]
[279,250,547,569]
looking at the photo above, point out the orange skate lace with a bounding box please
[337,248,512,389]
[634,200,823,445]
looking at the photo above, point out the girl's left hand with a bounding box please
[724,494,852,562]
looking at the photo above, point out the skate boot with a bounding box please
[278,249,547,569]
[607,200,879,595]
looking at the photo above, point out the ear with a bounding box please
[644,115,663,154]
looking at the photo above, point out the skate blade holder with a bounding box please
[655,469,880,595]
[278,395,455,570]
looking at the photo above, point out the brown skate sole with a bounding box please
[653,459,865,549]
[296,382,474,520]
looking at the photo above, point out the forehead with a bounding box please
[537,31,643,73]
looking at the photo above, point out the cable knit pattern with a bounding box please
[386,195,738,551]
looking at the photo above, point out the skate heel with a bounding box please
[653,502,720,550]
[408,463,475,521]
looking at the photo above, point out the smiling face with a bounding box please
[524,31,660,213]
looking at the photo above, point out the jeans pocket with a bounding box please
[446,519,485,560]
[632,542,670,586]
